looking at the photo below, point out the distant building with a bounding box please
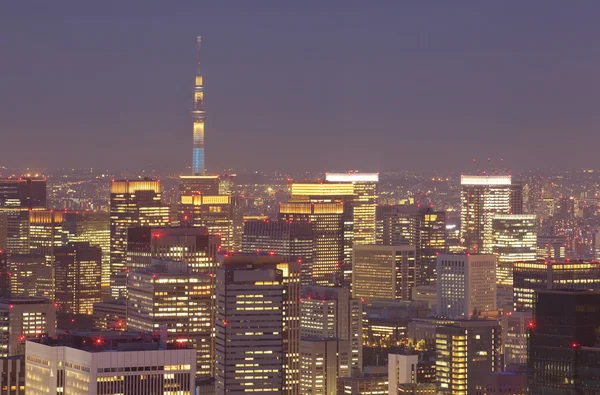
[127,261,213,377]
[179,193,235,251]
[127,226,219,273]
[536,235,566,260]
[396,383,436,394]
[436,320,501,395]
[0,252,9,298]
[215,253,300,395]
[502,311,532,366]
[110,179,170,297]
[512,260,600,311]
[388,354,418,393]
[473,371,527,395]
[460,175,511,253]
[528,290,600,394]
[353,245,417,301]
[491,214,537,287]
[242,219,314,283]
[92,299,127,331]
[25,332,196,395]
[54,242,102,315]
[376,205,446,286]
[7,254,53,300]
[0,297,56,357]
[436,254,497,319]
[299,338,350,395]
[300,285,363,371]
[337,368,388,395]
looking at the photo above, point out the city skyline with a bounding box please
[2,2,600,173]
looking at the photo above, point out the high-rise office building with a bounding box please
[436,254,497,319]
[502,311,532,366]
[179,180,235,251]
[25,332,196,395]
[54,242,102,315]
[27,210,66,263]
[63,211,111,295]
[435,320,501,395]
[279,198,346,286]
[242,219,314,284]
[510,181,526,214]
[0,297,56,357]
[325,173,379,246]
[491,214,537,287]
[460,175,511,253]
[127,226,220,273]
[376,206,446,286]
[110,179,169,297]
[536,235,566,260]
[527,290,600,394]
[0,212,7,252]
[280,183,356,285]
[127,261,213,377]
[513,260,600,311]
[0,178,46,255]
[300,285,363,372]
[388,354,419,393]
[215,253,300,395]
[352,244,417,301]
[191,37,207,175]
[7,254,53,300]
[299,338,350,395]
[337,369,388,395]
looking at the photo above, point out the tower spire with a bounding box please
[191,36,206,175]
[196,36,202,76]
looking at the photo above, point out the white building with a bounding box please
[388,354,419,394]
[436,254,497,319]
[25,332,196,395]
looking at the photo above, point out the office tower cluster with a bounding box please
[5,36,600,395]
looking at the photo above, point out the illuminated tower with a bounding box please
[192,36,206,175]
[460,175,511,253]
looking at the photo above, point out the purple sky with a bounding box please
[1,1,600,173]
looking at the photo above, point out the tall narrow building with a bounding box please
[192,36,207,175]
[109,179,170,297]
[215,253,300,395]
[460,175,511,253]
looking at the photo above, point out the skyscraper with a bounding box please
[436,254,497,319]
[352,244,417,301]
[460,175,511,253]
[109,179,169,297]
[491,214,537,287]
[300,285,363,372]
[127,261,213,377]
[7,254,53,301]
[127,226,220,273]
[242,219,314,284]
[299,338,350,395]
[435,320,501,395]
[214,253,300,395]
[280,183,354,286]
[527,290,600,394]
[512,260,600,311]
[54,242,102,315]
[192,37,206,175]
[376,205,446,286]
[325,173,379,246]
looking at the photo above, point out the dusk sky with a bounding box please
[1,1,600,173]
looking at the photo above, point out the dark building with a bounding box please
[528,290,600,394]
[0,252,9,298]
[510,181,525,215]
[376,205,446,285]
[242,219,314,284]
[554,197,575,220]
[54,242,102,315]
[127,226,219,273]
[0,355,25,395]
[474,371,527,395]
[513,260,600,311]
[436,320,501,395]
[0,178,46,209]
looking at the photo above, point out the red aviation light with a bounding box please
[528,321,535,329]
[572,343,579,348]
[19,335,25,341]
[95,338,103,345]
